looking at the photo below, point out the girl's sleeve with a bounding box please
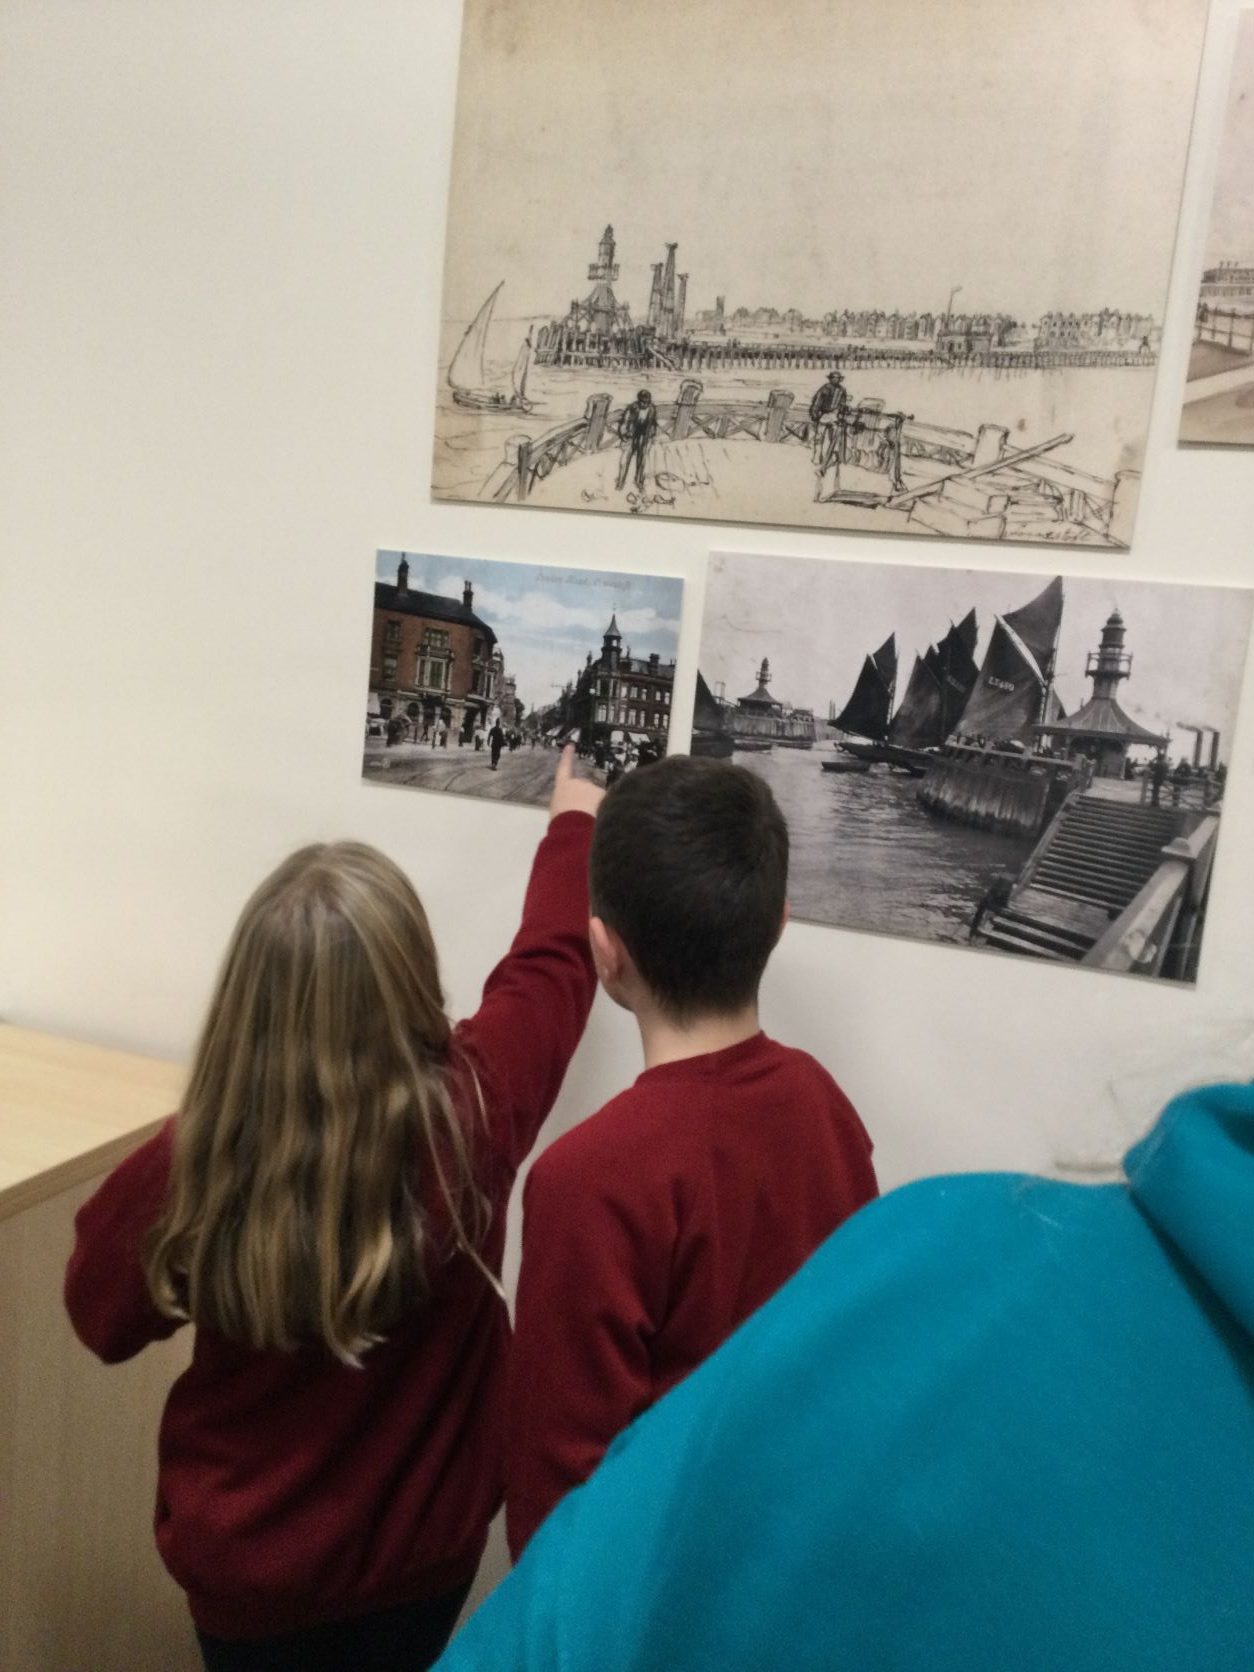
[64,1121,185,1363]
[455,811,597,1175]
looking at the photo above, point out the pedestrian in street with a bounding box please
[1150,750,1168,808]
[616,390,658,494]
[474,727,485,753]
[489,721,506,771]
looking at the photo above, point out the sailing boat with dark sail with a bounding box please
[953,577,1065,743]
[826,635,897,771]
[880,608,980,773]
[691,670,736,758]
[916,576,1075,838]
[449,284,534,413]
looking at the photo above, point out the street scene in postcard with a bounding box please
[363,552,682,808]
[434,0,1206,550]
[1181,13,1254,445]
[697,553,1253,982]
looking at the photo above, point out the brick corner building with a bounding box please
[369,560,506,741]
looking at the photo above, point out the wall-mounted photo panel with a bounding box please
[696,552,1253,983]
[435,0,1206,550]
[1181,13,1254,445]
[364,552,683,808]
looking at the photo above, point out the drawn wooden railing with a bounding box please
[1081,813,1220,978]
[484,379,1131,539]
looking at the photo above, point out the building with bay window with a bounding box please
[369,559,506,741]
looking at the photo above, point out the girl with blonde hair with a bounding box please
[66,749,602,1672]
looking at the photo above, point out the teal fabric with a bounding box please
[438,1083,1254,1670]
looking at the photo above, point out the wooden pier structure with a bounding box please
[484,380,1138,545]
[538,334,1155,376]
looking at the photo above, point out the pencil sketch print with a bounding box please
[434,0,1207,550]
[363,552,682,809]
[1181,13,1254,445]
[696,552,1253,982]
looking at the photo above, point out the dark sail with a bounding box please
[955,580,1063,744]
[888,654,942,747]
[832,633,896,740]
[888,610,979,749]
[932,607,980,738]
[693,669,727,732]
[1003,577,1063,681]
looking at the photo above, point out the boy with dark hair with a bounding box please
[505,756,878,1557]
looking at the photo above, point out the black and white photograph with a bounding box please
[434,0,1206,549]
[696,552,1253,981]
[1180,12,1254,445]
[363,551,682,808]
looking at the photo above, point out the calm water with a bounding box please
[746,745,1035,947]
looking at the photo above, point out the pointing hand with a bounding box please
[549,744,605,821]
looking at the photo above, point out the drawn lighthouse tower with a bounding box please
[586,225,621,337]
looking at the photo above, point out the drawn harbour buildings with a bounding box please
[533,223,1161,373]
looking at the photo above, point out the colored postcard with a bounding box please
[363,551,682,808]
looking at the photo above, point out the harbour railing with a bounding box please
[1081,813,1220,979]
[485,380,1131,540]
[1195,308,1254,357]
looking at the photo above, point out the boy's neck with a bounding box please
[637,1001,762,1072]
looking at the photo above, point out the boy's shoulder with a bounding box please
[529,1079,677,1198]
[528,1036,852,1197]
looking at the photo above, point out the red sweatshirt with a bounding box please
[63,812,596,1640]
[505,1032,878,1556]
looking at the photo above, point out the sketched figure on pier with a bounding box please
[616,389,658,492]
[810,371,849,502]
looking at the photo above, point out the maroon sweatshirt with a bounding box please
[63,812,596,1640]
[505,1032,878,1557]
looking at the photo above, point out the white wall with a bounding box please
[3,0,1254,1610]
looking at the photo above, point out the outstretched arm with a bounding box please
[456,748,602,1175]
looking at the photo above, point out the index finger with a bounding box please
[555,742,574,783]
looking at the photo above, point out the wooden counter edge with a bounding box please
[0,1115,170,1225]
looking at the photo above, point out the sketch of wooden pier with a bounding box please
[482,380,1139,546]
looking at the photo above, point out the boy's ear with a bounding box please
[777,899,791,944]
[589,916,636,1010]
[589,916,622,985]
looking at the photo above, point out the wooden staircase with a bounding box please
[975,793,1186,962]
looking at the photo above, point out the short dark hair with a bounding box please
[589,756,789,1020]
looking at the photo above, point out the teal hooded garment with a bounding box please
[436,1083,1254,1670]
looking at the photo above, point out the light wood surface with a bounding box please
[0,1026,198,1669]
[0,1027,185,1221]
[0,1178,199,1671]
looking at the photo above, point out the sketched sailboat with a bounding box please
[449,284,534,412]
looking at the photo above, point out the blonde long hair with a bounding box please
[146,841,495,1364]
